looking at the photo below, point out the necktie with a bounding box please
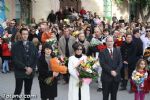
[65,38,70,57]
[110,49,113,59]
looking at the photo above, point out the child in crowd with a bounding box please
[131,59,149,100]
[2,39,11,73]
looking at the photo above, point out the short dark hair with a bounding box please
[72,42,84,51]
[43,43,53,50]
[20,28,28,34]
[126,33,133,37]
[133,28,139,35]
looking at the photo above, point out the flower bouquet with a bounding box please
[58,57,68,65]
[64,19,70,25]
[114,36,124,47]
[53,48,59,57]
[132,71,147,92]
[44,77,55,86]
[72,31,79,37]
[2,32,12,43]
[76,56,98,87]
[46,38,59,56]
[90,38,103,47]
[46,38,57,46]
[97,44,107,52]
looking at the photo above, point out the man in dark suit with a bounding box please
[99,36,122,100]
[12,28,38,100]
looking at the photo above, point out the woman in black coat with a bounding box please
[37,44,58,100]
[120,34,138,90]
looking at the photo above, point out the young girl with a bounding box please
[2,39,11,73]
[131,59,149,100]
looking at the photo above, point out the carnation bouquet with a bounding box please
[76,56,98,87]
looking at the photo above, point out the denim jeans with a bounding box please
[2,60,9,73]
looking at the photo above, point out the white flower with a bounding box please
[86,69,93,73]
[46,39,50,42]
[3,35,7,38]
[8,34,12,38]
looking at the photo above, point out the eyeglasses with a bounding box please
[146,30,150,32]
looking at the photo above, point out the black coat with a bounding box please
[133,36,143,59]
[99,48,122,82]
[11,41,38,78]
[37,55,57,99]
[120,41,138,67]
[47,13,56,23]
[120,41,140,78]
[28,33,38,41]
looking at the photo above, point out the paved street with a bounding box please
[0,72,150,100]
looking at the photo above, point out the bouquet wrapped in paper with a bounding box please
[45,57,68,86]
[90,38,103,47]
[76,56,98,87]
[132,70,148,92]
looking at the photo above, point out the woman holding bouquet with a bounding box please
[68,43,90,100]
[38,43,67,100]
[131,59,149,100]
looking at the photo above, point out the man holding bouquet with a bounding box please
[99,36,122,100]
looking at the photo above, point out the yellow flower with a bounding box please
[72,31,79,37]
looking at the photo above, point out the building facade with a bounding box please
[1,0,130,23]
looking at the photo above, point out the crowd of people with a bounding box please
[0,7,150,100]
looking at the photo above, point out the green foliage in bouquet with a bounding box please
[44,77,54,86]
[76,56,98,81]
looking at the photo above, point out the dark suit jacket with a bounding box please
[12,41,38,78]
[99,48,122,82]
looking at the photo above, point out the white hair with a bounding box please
[106,35,114,42]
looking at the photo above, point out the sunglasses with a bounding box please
[146,30,150,32]
[77,49,83,51]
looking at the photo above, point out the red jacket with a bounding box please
[2,43,11,57]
